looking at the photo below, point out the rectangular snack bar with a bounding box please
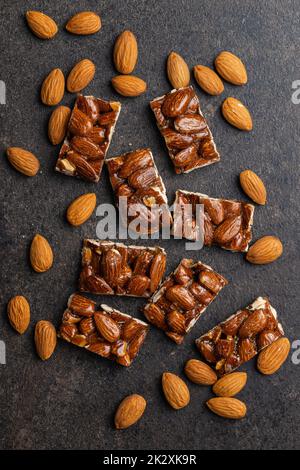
[58,293,149,367]
[106,148,172,234]
[173,189,254,252]
[79,240,167,297]
[150,86,220,174]
[143,258,228,344]
[195,297,284,376]
[55,94,121,182]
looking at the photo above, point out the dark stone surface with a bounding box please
[0,0,299,450]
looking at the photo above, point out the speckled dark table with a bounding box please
[0,0,299,451]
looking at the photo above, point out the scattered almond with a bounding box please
[7,296,30,334]
[6,147,40,176]
[41,68,65,106]
[67,59,96,93]
[167,51,190,89]
[26,11,58,39]
[30,234,53,273]
[215,51,247,85]
[193,65,224,95]
[115,394,146,429]
[66,11,101,35]
[213,372,247,397]
[184,359,217,385]
[66,193,97,226]
[162,372,190,410]
[111,75,147,97]
[222,97,253,131]
[257,337,290,375]
[34,320,57,360]
[48,106,71,145]
[246,236,283,265]
[240,170,267,205]
[206,397,247,419]
[114,30,138,74]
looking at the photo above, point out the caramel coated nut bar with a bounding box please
[55,95,121,182]
[143,258,228,344]
[58,294,149,367]
[173,189,254,252]
[106,148,172,234]
[150,86,220,174]
[195,297,284,376]
[79,240,167,297]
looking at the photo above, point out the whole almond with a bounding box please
[41,68,65,106]
[111,75,147,97]
[7,296,30,334]
[66,193,96,226]
[167,51,190,89]
[240,170,267,205]
[207,397,247,419]
[26,11,58,39]
[114,30,138,74]
[184,359,217,385]
[222,97,252,131]
[115,394,146,429]
[6,147,40,176]
[48,106,71,145]
[246,236,283,264]
[66,11,101,35]
[213,372,247,397]
[257,337,290,375]
[30,234,53,273]
[162,372,190,410]
[67,59,96,93]
[215,51,247,85]
[193,65,224,95]
[35,320,57,360]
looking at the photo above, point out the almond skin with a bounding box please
[193,65,224,95]
[222,97,253,131]
[26,11,58,39]
[162,372,190,410]
[257,337,290,375]
[34,320,57,360]
[30,234,53,273]
[114,30,138,74]
[246,236,283,264]
[41,68,65,106]
[184,359,217,385]
[66,11,101,35]
[67,59,96,93]
[7,296,30,334]
[111,75,147,97]
[6,147,40,176]
[167,51,190,89]
[213,372,247,397]
[48,106,71,145]
[67,193,97,226]
[207,397,247,419]
[115,394,146,429]
[215,51,247,85]
[240,170,267,205]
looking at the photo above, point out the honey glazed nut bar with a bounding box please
[143,258,228,344]
[195,297,284,376]
[58,294,149,367]
[79,240,167,297]
[55,95,121,182]
[150,86,220,174]
[173,189,254,252]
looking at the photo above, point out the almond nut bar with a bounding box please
[106,148,172,234]
[55,95,121,182]
[79,240,167,297]
[143,258,228,344]
[173,189,254,252]
[150,86,220,174]
[58,293,149,367]
[195,297,284,376]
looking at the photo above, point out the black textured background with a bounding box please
[0,0,299,451]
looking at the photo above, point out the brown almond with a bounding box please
[66,11,101,35]
[240,170,267,205]
[7,296,30,334]
[26,11,58,39]
[114,30,138,74]
[67,59,96,93]
[213,372,247,397]
[6,147,40,176]
[215,51,247,85]
[222,97,252,131]
[246,236,283,264]
[184,359,217,385]
[66,193,96,226]
[48,106,71,145]
[115,394,146,429]
[30,234,53,273]
[167,52,190,89]
[193,65,224,95]
[162,372,190,410]
[111,75,147,97]
[34,320,57,360]
[94,312,120,343]
[257,337,290,375]
[41,68,65,106]
[207,397,247,419]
